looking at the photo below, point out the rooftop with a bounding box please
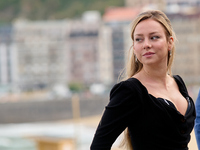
[103,7,141,22]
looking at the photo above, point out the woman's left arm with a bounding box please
[90,81,141,150]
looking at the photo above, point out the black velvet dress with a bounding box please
[90,75,196,150]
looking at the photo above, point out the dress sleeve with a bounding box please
[90,80,141,150]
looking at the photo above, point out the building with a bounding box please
[125,0,200,7]
[166,0,200,6]
[168,12,200,85]
[125,0,166,10]
[68,20,100,85]
[0,26,17,86]
[102,7,140,82]
[125,0,200,13]
[68,11,108,85]
[98,25,114,85]
[13,20,70,91]
[12,11,113,91]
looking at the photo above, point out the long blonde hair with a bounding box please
[124,10,176,79]
[120,10,177,150]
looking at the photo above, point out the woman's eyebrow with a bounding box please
[134,34,143,36]
[135,31,160,36]
[149,31,159,35]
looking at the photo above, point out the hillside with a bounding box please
[0,0,124,23]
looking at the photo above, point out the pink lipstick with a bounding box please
[143,52,155,57]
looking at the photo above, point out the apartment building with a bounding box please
[0,26,17,86]
[168,12,200,85]
[68,19,101,85]
[12,11,113,90]
[98,25,114,85]
[166,0,200,6]
[13,20,70,91]
[125,0,200,14]
[102,7,140,82]
[125,0,166,10]
[125,0,200,7]
[66,11,116,86]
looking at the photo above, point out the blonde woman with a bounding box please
[90,10,196,150]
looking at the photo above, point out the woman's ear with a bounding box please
[168,36,174,50]
[133,42,135,50]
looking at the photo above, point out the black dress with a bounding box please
[90,75,196,150]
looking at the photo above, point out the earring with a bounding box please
[134,54,138,62]
[169,50,172,56]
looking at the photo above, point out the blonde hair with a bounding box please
[124,9,176,80]
[120,10,177,150]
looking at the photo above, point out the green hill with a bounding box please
[0,0,124,23]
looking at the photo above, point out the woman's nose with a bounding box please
[143,39,152,49]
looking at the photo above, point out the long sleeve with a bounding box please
[90,80,141,150]
[195,90,200,150]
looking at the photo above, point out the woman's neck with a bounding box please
[142,66,168,80]
[136,65,170,88]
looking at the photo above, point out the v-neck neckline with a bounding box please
[128,76,189,116]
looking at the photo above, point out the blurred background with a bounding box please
[0,0,200,149]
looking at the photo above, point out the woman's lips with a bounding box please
[143,52,155,57]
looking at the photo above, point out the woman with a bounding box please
[90,10,196,150]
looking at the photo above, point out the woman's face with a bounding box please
[133,19,173,67]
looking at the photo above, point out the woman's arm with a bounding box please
[90,81,141,150]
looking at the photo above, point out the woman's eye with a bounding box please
[135,38,142,42]
[151,36,159,40]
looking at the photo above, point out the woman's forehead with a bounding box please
[134,19,166,35]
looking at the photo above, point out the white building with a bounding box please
[13,19,70,91]
[0,26,18,87]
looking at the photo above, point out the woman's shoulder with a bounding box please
[173,74,189,95]
[108,78,144,106]
[110,78,144,97]
[173,75,187,88]
[173,75,185,83]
